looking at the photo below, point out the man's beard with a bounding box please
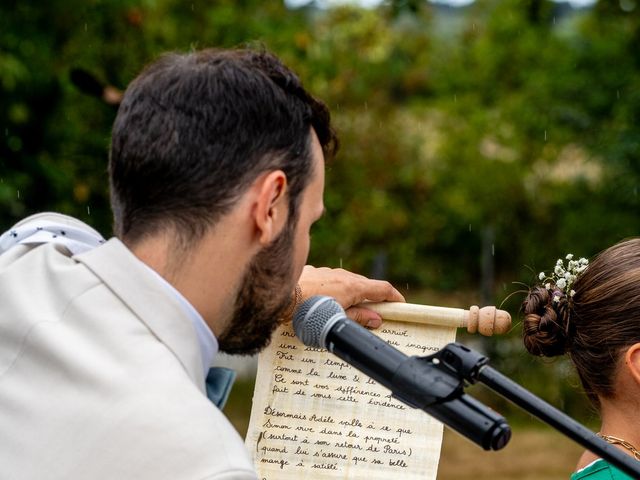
[217,219,297,355]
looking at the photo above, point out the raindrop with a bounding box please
[454,94,457,103]
[468,224,472,232]
[544,130,547,141]
[339,258,343,268]
[87,206,91,215]
[191,3,194,10]
[84,23,87,32]
[617,90,620,99]
[491,244,495,256]
[406,283,409,291]
[17,190,20,199]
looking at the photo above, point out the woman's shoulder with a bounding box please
[571,458,634,480]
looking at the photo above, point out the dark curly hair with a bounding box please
[522,239,640,408]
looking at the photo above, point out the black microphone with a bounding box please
[293,295,511,451]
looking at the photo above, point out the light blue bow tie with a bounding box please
[206,367,236,409]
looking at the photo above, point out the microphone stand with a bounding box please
[430,342,640,479]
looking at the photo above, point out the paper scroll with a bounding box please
[245,317,458,479]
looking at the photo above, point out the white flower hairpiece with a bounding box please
[538,254,588,302]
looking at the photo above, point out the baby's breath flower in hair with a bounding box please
[538,254,589,302]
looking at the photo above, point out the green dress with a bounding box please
[571,459,634,480]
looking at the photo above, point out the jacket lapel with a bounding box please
[75,238,206,394]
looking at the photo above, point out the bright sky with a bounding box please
[285,0,598,9]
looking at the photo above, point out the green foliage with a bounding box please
[2,0,640,422]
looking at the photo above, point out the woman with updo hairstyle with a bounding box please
[522,238,640,480]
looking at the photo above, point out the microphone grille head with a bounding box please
[293,295,344,348]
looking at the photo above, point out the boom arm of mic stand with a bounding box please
[431,342,640,479]
[390,356,511,451]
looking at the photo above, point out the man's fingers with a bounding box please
[350,279,405,305]
[297,265,405,318]
[345,306,383,329]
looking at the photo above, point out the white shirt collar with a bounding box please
[139,262,218,375]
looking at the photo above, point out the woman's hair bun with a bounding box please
[522,285,571,357]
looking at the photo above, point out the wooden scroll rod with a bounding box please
[357,302,511,336]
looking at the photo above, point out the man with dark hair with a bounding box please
[0,48,403,479]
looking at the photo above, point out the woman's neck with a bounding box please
[576,396,640,470]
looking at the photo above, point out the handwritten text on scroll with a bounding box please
[245,320,457,479]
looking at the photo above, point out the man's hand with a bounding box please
[297,265,405,328]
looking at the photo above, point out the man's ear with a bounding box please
[253,170,288,245]
[624,343,640,387]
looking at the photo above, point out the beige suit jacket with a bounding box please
[0,216,257,479]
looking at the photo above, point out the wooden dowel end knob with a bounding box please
[467,305,479,334]
[467,305,511,336]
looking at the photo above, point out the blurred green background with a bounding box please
[2,0,639,439]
